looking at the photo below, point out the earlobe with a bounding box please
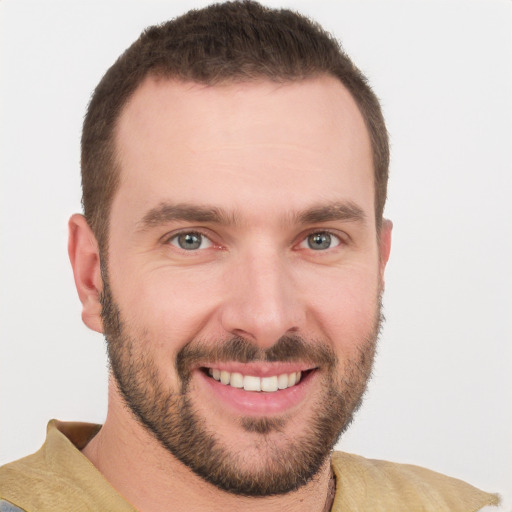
[378,219,393,285]
[68,214,104,333]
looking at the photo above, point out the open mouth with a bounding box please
[201,367,313,393]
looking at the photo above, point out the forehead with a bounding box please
[112,75,374,224]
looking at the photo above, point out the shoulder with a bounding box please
[331,451,500,512]
[0,447,49,488]
[0,449,56,511]
[0,420,136,512]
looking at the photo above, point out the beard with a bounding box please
[100,274,382,497]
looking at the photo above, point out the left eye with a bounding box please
[299,232,341,251]
[169,232,212,251]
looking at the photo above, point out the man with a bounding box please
[0,1,502,511]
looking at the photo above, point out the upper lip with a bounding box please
[197,362,317,377]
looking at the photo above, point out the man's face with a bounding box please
[101,75,391,495]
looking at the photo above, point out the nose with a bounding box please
[219,246,305,349]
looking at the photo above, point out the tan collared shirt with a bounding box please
[0,420,499,511]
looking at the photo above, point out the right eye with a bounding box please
[168,231,213,251]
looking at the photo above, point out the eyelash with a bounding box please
[163,229,346,253]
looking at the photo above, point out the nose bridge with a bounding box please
[220,242,303,347]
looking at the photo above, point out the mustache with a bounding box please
[176,334,338,380]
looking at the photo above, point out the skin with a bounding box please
[69,75,392,512]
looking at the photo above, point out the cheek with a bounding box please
[302,264,381,350]
[110,262,224,348]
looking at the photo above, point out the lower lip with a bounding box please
[197,369,315,416]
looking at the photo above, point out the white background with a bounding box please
[1,0,511,509]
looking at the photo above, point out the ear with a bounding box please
[68,214,104,333]
[378,218,393,286]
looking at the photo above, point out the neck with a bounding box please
[83,389,335,512]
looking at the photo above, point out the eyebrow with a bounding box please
[296,201,366,225]
[137,203,236,231]
[137,200,366,232]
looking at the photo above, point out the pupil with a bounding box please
[308,232,331,250]
[179,232,201,250]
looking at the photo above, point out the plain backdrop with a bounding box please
[1,0,511,508]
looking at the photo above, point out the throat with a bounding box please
[322,470,337,512]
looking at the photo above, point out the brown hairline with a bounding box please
[81,1,389,256]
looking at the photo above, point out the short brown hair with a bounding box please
[81,0,389,253]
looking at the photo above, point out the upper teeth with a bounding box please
[208,368,302,392]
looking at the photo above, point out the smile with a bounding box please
[198,365,316,415]
[207,368,302,392]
